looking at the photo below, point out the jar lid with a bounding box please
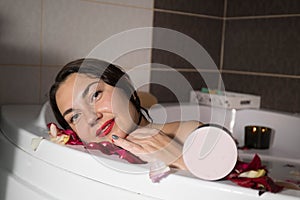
[183,124,238,180]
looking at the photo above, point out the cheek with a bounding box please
[72,122,91,142]
[113,98,139,133]
[111,90,135,117]
[94,93,113,113]
[113,99,132,117]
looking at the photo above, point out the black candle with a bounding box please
[244,126,272,149]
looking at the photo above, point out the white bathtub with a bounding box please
[0,102,299,200]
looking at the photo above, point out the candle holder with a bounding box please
[244,126,272,149]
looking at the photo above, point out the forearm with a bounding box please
[170,155,188,170]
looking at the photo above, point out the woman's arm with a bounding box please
[152,121,202,144]
[112,121,202,169]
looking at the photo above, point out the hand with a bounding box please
[48,123,70,144]
[47,123,83,145]
[112,127,187,169]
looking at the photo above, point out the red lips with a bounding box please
[96,119,115,138]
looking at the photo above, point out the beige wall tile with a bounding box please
[125,63,151,92]
[42,0,153,66]
[0,66,40,104]
[0,0,154,105]
[83,0,154,9]
[40,66,63,103]
[0,0,41,65]
[101,45,152,92]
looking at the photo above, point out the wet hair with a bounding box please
[49,58,150,130]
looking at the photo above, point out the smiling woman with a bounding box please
[54,72,140,142]
[49,58,201,169]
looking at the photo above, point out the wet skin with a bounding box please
[55,73,201,169]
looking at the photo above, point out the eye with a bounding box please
[91,90,102,103]
[69,113,81,124]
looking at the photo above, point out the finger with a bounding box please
[129,127,159,139]
[112,135,157,163]
[126,136,161,151]
[112,135,142,153]
[49,123,58,137]
[127,132,172,149]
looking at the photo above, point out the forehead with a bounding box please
[56,73,101,110]
[58,73,100,94]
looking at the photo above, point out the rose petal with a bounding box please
[86,142,146,164]
[47,123,83,145]
[238,169,266,178]
[227,154,283,193]
[149,161,171,183]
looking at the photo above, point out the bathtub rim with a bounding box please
[1,103,300,199]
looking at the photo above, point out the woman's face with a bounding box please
[56,73,140,143]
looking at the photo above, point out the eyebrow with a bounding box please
[63,108,74,117]
[82,81,99,99]
[62,81,99,117]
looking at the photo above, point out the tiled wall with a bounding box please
[0,0,153,105]
[151,0,300,114]
[1,0,299,114]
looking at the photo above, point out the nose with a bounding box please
[86,110,103,127]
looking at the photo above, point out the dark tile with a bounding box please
[222,73,300,113]
[151,49,220,71]
[155,0,225,17]
[150,83,179,103]
[227,0,300,17]
[223,17,300,75]
[151,49,193,69]
[150,70,220,102]
[152,12,223,69]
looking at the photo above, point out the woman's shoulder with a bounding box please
[150,121,202,142]
[152,120,201,130]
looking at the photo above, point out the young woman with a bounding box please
[49,58,201,169]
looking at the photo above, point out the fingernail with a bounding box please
[112,135,119,140]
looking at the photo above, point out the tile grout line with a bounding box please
[154,8,222,20]
[218,0,227,90]
[149,0,155,92]
[0,64,42,67]
[154,10,300,21]
[3,62,297,79]
[39,0,44,104]
[151,67,300,79]
[81,0,153,11]
[226,13,300,20]
[222,69,300,79]
[151,68,219,73]
[82,0,300,20]
[81,0,220,20]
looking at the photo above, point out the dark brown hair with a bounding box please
[49,58,150,130]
